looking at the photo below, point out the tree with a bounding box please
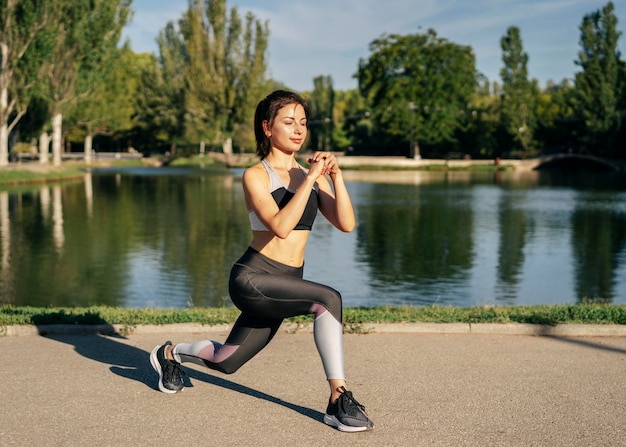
[334,89,370,153]
[356,29,476,157]
[133,36,186,154]
[66,1,132,162]
[309,75,335,152]
[168,0,269,152]
[499,26,536,153]
[573,1,623,155]
[0,0,51,166]
[534,79,577,152]
[42,0,131,166]
[67,44,137,161]
[464,77,500,158]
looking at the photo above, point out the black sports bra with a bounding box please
[248,159,319,231]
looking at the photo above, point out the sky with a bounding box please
[121,0,626,92]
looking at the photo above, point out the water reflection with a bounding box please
[0,168,625,308]
[571,192,626,301]
[495,188,528,304]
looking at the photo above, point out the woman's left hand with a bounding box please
[309,152,339,178]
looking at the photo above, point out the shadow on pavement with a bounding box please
[546,335,626,355]
[43,331,323,424]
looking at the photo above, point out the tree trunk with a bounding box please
[413,140,421,160]
[0,42,9,167]
[84,133,93,164]
[39,132,50,164]
[52,113,62,166]
[0,191,10,271]
[0,123,8,167]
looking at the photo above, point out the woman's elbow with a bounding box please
[343,223,356,233]
[338,220,356,232]
[271,226,291,239]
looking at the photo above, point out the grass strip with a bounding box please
[1,304,625,327]
[0,165,86,186]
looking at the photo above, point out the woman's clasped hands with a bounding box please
[308,152,338,178]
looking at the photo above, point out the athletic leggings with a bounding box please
[172,247,345,380]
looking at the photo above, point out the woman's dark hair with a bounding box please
[254,90,309,159]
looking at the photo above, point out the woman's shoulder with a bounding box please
[242,161,269,185]
[243,161,264,175]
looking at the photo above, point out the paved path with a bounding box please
[1,327,625,446]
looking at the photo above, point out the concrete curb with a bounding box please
[2,322,626,337]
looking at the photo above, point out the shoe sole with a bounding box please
[323,414,372,432]
[150,345,180,394]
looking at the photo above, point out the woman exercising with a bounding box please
[150,89,374,432]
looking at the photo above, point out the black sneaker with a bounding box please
[150,341,184,394]
[323,386,374,432]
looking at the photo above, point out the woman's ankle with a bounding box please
[165,345,175,361]
[328,380,347,402]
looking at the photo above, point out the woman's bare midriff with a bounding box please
[249,230,310,267]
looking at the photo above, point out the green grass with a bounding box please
[169,154,226,168]
[0,165,86,186]
[1,304,625,327]
[0,159,148,188]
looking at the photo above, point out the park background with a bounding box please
[1,0,625,167]
[1,0,626,318]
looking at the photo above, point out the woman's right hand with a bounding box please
[307,152,330,179]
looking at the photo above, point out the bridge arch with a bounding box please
[533,154,619,172]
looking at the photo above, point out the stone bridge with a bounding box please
[524,153,623,172]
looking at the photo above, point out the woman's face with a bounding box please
[265,103,308,154]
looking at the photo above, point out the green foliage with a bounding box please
[573,1,623,154]
[66,1,134,142]
[356,29,477,155]
[308,76,335,151]
[163,0,269,149]
[0,0,53,165]
[333,89,370,152]
[132,51,185,153]
[4,2,626,161]
[499,26,536,152]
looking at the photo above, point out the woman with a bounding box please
[150,90,374,432]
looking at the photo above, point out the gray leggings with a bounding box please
[172,247,345,379]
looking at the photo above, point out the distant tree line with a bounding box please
[1,0,624,166]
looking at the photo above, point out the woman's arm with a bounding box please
[316,153,356,232]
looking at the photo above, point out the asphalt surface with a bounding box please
[1,325,625,447]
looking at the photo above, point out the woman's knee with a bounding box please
[319,287,342,321]
[211,358,244,375]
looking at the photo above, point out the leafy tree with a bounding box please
[67,44,138,161]
[573,1,623,155]
[66,2,133,162]
[42,0,131,166]
[499,26,536,153]
[0,0,52,166]
[334,89,370,153]
[308,75,335,152]
[356,29,476,157]
[131,50,184,154]
[534,79,577,152]
[463,77,500,158]
[169,0,269,152]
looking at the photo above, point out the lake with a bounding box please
[1,166,625,308]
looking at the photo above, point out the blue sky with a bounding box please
[122,0,626,92]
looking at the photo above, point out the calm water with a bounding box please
[1,167,625,309]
